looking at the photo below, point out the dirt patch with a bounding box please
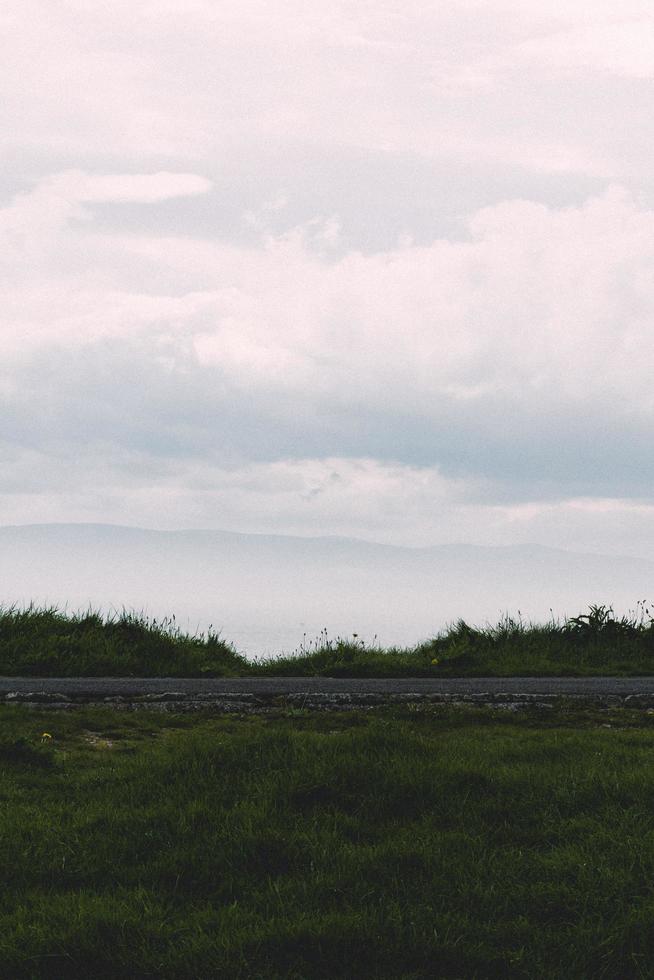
[81,730,115,749]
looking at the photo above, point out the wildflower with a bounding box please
[40,732,52,742]
[431,658,439,665]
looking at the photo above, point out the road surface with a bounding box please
[2,676,654,710]
[1,676,654,696]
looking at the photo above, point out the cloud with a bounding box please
[4,1,654,183]
[44,171,213,204]
[3,3,654,555]
[84,185,653,437]
[2,176,654,526]
[515,20,654,80]
[4,443,654,561]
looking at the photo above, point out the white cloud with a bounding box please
[3,2,654,556]
[3,1,654,181]
[1,174,654,556]
[3,178,654,422]
[76,185,652,421]
[5,445,654,561]
[515,20,654,80]
[45,171,213,204]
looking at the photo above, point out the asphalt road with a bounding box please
[2,676,654,696]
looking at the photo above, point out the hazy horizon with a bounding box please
[4,518,654,561]
[2,521,652,657]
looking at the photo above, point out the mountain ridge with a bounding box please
[1,522,652,655]
[2,521,651,568]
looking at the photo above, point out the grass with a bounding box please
[0,605,249,677]
[3,602,654,677]
[3,704,654,978]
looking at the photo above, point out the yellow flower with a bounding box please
[431,658,439,665]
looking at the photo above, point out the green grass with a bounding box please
[0,605,250,676]
[4,602,654,676]
[4,704,654,978]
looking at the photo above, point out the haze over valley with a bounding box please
[2,523,652,657]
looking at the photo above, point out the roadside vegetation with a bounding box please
[3,704,654,978]
[0,606,249,677]
[3,602,654,677]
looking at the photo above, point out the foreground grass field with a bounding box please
[4,603,654,676]
[4,704,654,978]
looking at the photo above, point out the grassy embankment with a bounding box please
[2,603,654,676]
[3,704,654,979]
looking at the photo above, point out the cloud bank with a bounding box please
[2,1,654,557]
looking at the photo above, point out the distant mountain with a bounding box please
[0,523,652,657]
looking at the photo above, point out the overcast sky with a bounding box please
[3,1,654,556]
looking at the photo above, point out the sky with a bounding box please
[3,1,654,557]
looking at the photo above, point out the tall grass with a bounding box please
[0,604,250,676]
[3,602,654,676]
[417,602,654,677]
[256,603,654,677]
